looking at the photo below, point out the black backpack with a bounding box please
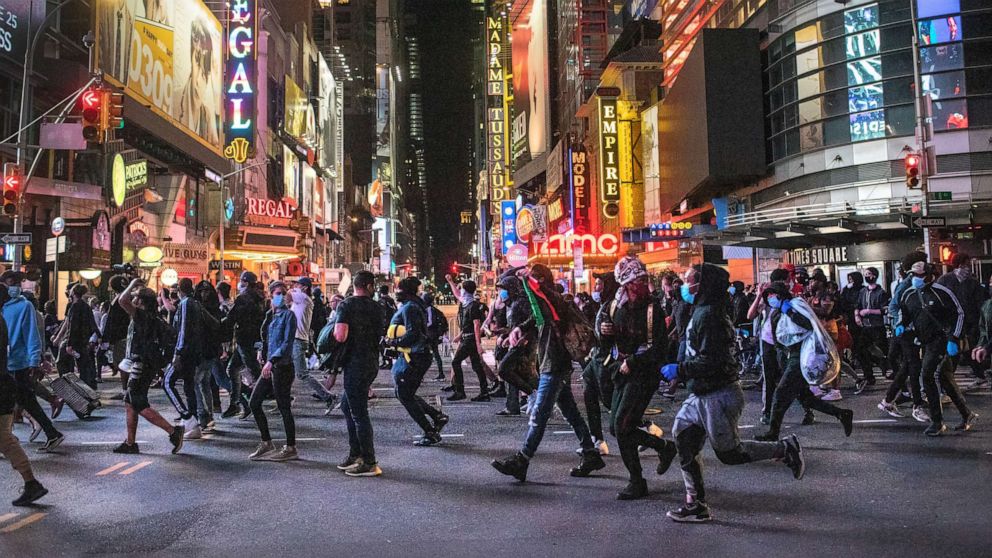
[154,318,178,369]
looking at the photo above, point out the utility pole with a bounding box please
[909,0,934,261]
[213,161,269,281]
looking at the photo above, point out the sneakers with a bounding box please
[667,502,712,523]
[854,379,868,395]
[617,478,648,500]
[839,409,854,437]
[249,442,275,460]
[912,406,931,423]
[264,445,299,462]
[924,422,947,437]
[954,412,978,432]
[50,398,65,419]
[337,456,363,471]
[759,413,771,425]
[113,441,140,454]
[470,393,491,402]
[28,421,42,443]
[781,434,805,480]
[878,399,904,418]
[657,442,678,476]
[414,432,442,446]
[440,385,456,393]
[447,391,466,401]
[169,424,185,454]
[491,453,529,482]
[221,405,240,419]
[802,409,816,426]
[810,385,825,398]
[11,480,48,507]
[821,389,843,401]
[496,409,521,417]
[345,461,382,477]
[39,433,65,453]
[184,425,203,440]
[569,452,606,477]
[433,413,450,434]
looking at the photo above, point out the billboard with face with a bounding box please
[96,0,223,151]
[511,0,550,166]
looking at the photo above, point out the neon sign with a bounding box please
[487,10,511,207]
[500,201,517,254]
[224,0,257,163]
[569,144,590,233]
[535,233,619,256]
[598,96,620,218]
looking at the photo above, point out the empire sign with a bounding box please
[598,96,620,219]
[486,10,511,206]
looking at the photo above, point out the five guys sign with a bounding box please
[224,0,257,163]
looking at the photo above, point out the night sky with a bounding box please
[412,0,478,279]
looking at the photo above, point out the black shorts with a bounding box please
[124,363,157,412]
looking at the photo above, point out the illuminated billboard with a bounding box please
[487,9,511,205]
[598,96,620,219]
[510,0,550,165]
[96,0,224,151]
[224,0,257,163]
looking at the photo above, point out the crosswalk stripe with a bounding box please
[96,462,131,476]
[0,513,46,533]
[0,512,20,524]
[118,461,154,475]
[854,419,898,424]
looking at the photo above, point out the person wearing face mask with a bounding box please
[493,274,537,416]
[880,252,930,423]
[289,278,335,410]
[581,271,619,453]
[937,253,989,387]
[598,257,676,500]
[754,282,854,443]
[853,267,891,391]
[64,283,99,390]
[385,277,449,446]
[192,281,227,433]
[221,271,265,419]
[896,261,977,436]
[661,264,805,523]
[247,281,299,461]
[163,278,206,440]
[727,281,749,326]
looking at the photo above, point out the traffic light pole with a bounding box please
[909,0,933,261]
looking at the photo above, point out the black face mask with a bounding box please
[865,276,877,284]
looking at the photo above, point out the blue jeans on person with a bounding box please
[195,358,221,427]
[293,338,333,403]
[340,360,377,464]
[521,372,595,459]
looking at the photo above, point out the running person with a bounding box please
[445,274,488,401]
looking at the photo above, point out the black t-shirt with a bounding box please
[336,294,384,370]
[458,300,485,338]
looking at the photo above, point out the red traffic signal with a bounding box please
[81,88,105,142]
[904,153,921,188]
[939,244,955,265]
[3,163,24,216]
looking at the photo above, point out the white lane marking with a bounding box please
[0,512,20,524]
[552,431,574,435]
[854,419,898,424]
[118,461,154,475]
[96,462,131,476]
[411,434,464,439]
[739,425,756,429]
[0,513,46,533]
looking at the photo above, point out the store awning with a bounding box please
[315,224,345,241]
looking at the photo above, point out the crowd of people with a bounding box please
[0,249,987,522]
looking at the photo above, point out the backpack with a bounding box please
[154,318,178,369]
[315,320,344,372]
[559,297,596,363]
[427,306,448,341]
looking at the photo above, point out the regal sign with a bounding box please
[598,96,620,219]
[246,197,297,227]
[569,144,590,233]
[224,0,258,163]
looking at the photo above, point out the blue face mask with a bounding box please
[7,286,20,298]
[911,276,926,290]
[272,294,284,307]
[728,286,737,296]
[680,284,695,304]
[591,291,602,303]
[498,289,509,301]
[767,295,782,309]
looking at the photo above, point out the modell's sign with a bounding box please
[570,144,590,233]
[246,197,297,227]
[224,0,258,163]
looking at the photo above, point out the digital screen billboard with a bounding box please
[930,98,968,131]
[0,1,46,63]
[850,110,886,142]
[847,56,882,86]
[844,4,878,33]
[845,30,879,59]
[922,71,966,100]
[917,0,959,19]
[920,43,963,73]
[919,16,962,45]
[511,0,550,166]
[96,0,224,150]
[848,84,883,112]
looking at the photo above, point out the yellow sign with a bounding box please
[111,153,126,207]
[130,20,175,108]
[598,96,620,219]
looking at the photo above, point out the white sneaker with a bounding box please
[912,406,931,423]
[595,438,610,456]
[810,385,825,398]
[264,445,299,462]
[877,399,904,418]
[940,394,951,405]
[249,441,275,460]
[821,389,843,401]
[184,425,203,440]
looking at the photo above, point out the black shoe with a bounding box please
[491,453,529,482]
[656,442,678,476]
[221,405,239,419]
[113,441,140,454]
[667,502,712,523]
[953,412,978,432]
[12,480,47,507]
[782,434,805,480]
[337,455,362,471]
[496,409,521,417]
[617,478,649,500]
[491,386,507,398]
[441,385,456,393]
[169,425,185,454]
[854,379,868,395]
[414,431,443,446]
[754,430,778,442]
[925,421,947,437]
[345,461,382,477]
[839,409,854,437]
[447,391,466,402]
[434,371,446,381]
[759,413,770,425]
[802,409,816,426]
[570,452,606,477]
[865,377,877,386]
[433,413,450,434]
[470,393,491,402]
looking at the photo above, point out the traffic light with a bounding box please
[939,243,956,265]
[80,88,104,142]
[450,263,458,274]
[904,153,921,188]
[3,163,24,216]
[106,91,124,130]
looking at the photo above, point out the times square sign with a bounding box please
[224,0,258,163]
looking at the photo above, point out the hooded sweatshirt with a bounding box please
[3,295,42,371]
[677,264,738,395]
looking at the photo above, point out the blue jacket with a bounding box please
[263,306,297,365]
[389,299,429,355]
[889,275,912,328]
[4,296,42,372]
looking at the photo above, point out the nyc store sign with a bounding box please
[224,0,258,163]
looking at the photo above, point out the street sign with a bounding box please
[51,217,65,236]
[1,233,32,244]
[45,236,67,263]
[930,191,952,201]
[913,217,946,228]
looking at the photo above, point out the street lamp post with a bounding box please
[909,0,933,261]
[213,161,268,282]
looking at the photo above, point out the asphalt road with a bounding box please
[1,360,990,558]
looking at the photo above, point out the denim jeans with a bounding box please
[521,372,595,459]
[194,358,220,426]
[392,353,441,434]
[341,360,377,464]
[293,338,332,402]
